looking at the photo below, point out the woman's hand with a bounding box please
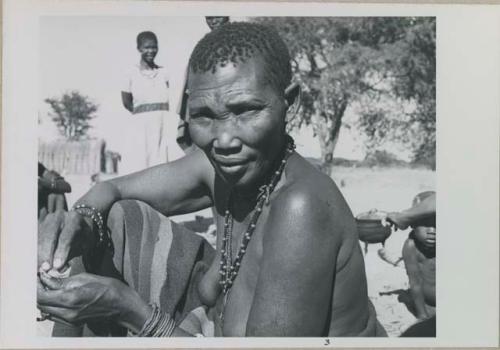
[38,210,93,272]
[38,272,152,332]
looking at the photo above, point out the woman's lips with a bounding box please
[213,156,249,174]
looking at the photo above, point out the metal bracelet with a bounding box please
[131,303,175,337]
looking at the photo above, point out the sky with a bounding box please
[39,16,369,163]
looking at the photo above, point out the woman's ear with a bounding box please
[284,82,301,119]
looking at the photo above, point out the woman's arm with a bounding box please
[121,91,134,113]
[104,149,213,216]
[40,150,214,271]
[74,150,213,224]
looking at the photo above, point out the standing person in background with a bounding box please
[121,31,170,171]
[176,17,230,153]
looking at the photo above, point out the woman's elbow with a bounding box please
[122,102,133,113]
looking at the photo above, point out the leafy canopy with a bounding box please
[253,17,435,169]
[45,91,98,141]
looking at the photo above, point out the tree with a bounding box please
[45,91,98,141]
[253,17,436,172]
[358,18,436,168]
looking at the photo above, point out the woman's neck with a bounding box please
[140,59,157,70]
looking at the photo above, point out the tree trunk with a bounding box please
[311,105,346,176]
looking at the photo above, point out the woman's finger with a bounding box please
[52,212,81,269]
[39,271,65,290]
[49,315,80,327]
[37,285,68,307]
[47,194,56,213]
[37,276,48,293]
[55,195,66,211]
[38,312,77,327]
[37,304,81,325]
[38,211,65,271]
[38,207,48,222]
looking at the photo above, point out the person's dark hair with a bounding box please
[205,16,230,29]
[136,31,158,48]
[189,22,292,92]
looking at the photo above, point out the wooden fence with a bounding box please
[38,139,110,175]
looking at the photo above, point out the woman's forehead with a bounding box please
[187,57,277,96]
[139,37,157,46]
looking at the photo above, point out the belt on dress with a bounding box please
[133,102,169,114]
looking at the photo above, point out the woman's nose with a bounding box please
[212,124,242,153]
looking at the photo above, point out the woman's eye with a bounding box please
[233,106,262,116]
[190,112,210,120]
[189,114,211,125]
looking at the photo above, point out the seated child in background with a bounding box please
[388,191,436,320]
[402,216,436,319]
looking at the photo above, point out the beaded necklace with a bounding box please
[218,136,296,322]
[138,62,160,79]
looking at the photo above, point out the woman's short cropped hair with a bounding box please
[189,22,292,92]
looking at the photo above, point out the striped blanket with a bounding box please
[52,200,215,337]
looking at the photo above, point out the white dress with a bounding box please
[121,64,179,173]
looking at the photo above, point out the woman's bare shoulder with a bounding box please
[283,154,352,215]
[269,156,353,241]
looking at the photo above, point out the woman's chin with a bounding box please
[221,172,258,192]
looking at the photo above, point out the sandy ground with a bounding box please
[38,166,435,337]
[331,167,435,336]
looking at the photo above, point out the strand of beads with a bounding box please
[218,136,295,300]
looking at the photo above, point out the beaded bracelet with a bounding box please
[72,204,112,250]
[129,303,176,337]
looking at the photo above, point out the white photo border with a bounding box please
[1,0,499,348]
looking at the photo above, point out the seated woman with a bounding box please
[37,22,385,337]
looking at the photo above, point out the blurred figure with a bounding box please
[176,16,230,153]
[38,162,71,220]
[205,16,230,31]
[121,31,170,171]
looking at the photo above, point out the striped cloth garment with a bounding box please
[52,200,215,337]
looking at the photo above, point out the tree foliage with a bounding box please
[45,91,98,141]
[253,17,436,171]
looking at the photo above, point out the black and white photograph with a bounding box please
[35,15,436,338]
[1,0,499,348]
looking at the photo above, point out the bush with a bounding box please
[360,150,407,168]
[411,142,436,170]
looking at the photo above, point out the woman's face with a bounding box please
[187,56,288,191]
[138,38,158,64]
